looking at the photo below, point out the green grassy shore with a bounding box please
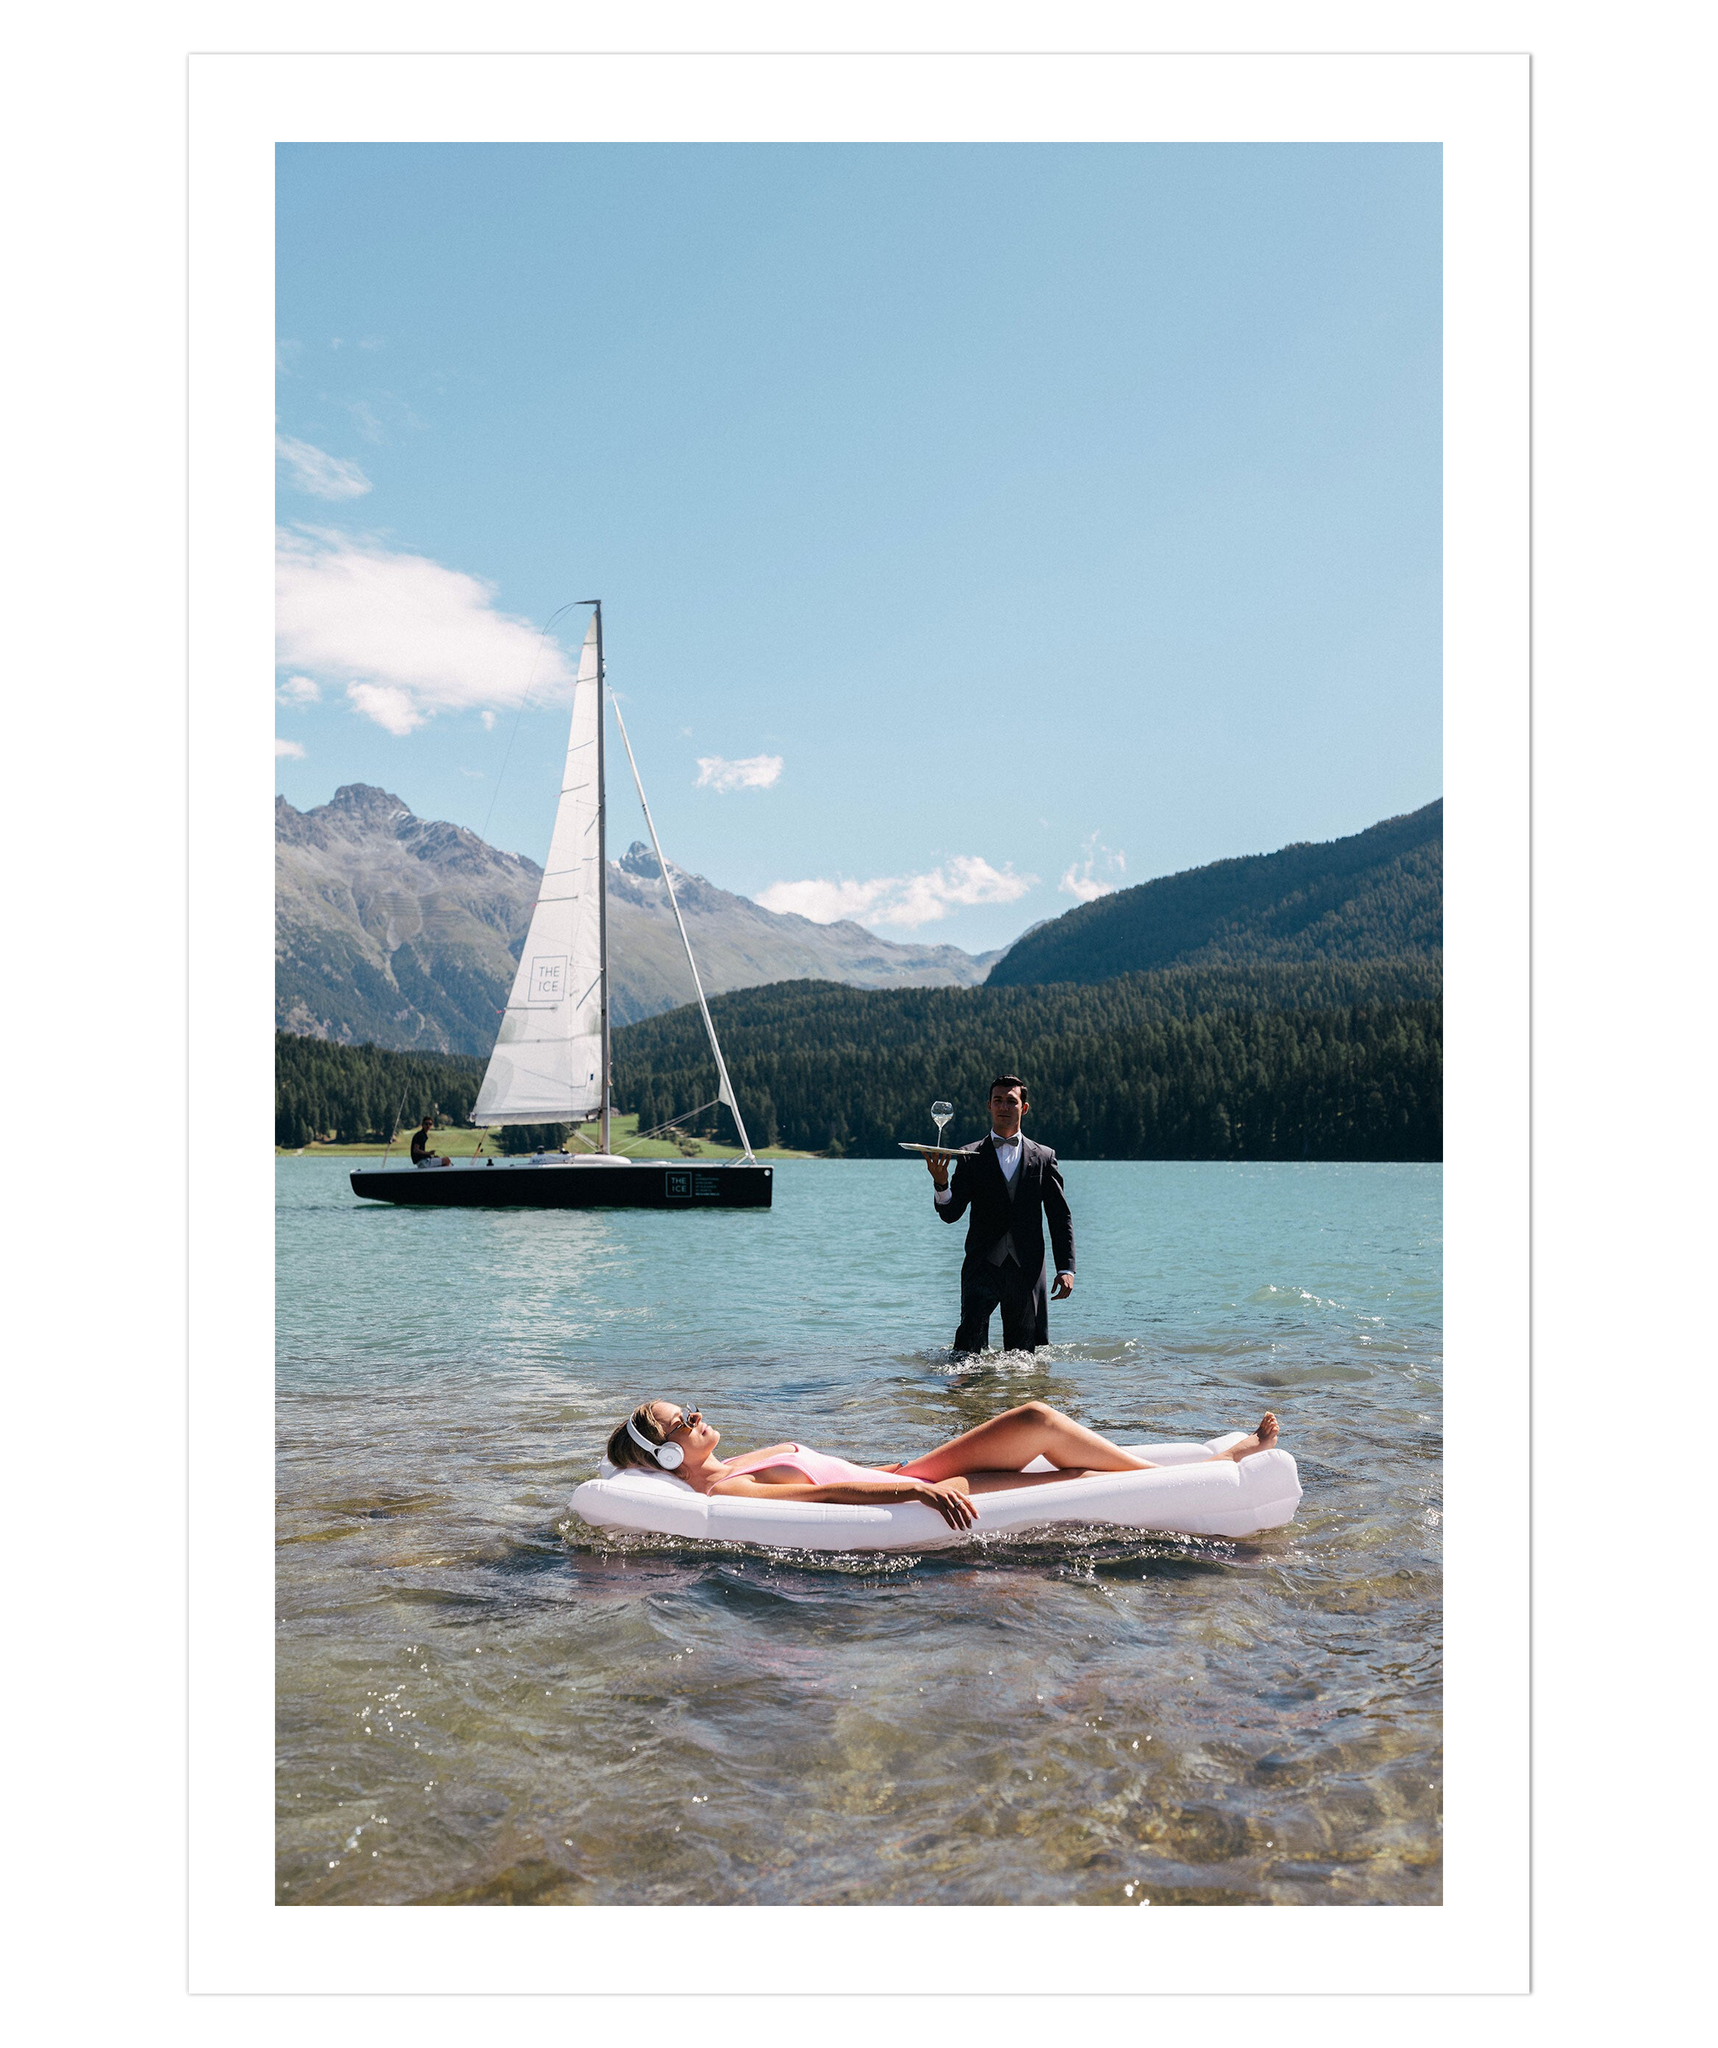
[276,1112,815,1162]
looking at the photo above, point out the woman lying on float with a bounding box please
[607,1398,1281,1533]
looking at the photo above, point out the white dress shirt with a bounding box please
[934,1130,1072,1282]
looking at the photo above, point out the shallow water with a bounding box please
[276,1157,1441,1905]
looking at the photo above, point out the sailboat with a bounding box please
[349,603,773,1210]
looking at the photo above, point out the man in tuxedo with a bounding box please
[926,1075,1075,1356]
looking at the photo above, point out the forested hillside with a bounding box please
[275,1034,485,1149]
[279,953,1442,1161]
[612,961,1442,1162]
[987,800,1441,987]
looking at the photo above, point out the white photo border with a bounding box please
[193,49,1526,1995]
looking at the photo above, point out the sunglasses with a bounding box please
[663,1404,702,1436]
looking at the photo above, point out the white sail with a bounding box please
[473,615,605,1125]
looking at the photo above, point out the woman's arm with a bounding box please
[708,1470,977,1530]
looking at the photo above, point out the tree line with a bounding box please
[275,1033,485,1148]
[278,955,1442,1160]
[276,1032,608,1155]
[613,962,1441,1161]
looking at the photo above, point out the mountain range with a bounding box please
[277,784,1442,1057]
[987,800,1442,987]
[276,785,1002,1054]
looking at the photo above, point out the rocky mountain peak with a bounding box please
[327,783,416,832]
[275,792,313,845]
[278,791,996,1052]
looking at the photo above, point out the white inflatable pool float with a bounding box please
[568,1436,1300,1552]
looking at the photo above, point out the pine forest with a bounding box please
[279,957,1440,1162]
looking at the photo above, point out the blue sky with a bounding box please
[275,143,1440,955]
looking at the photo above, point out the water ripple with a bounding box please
[277,1157,1441,1906]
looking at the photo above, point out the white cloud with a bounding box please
[758,855,1036,930]
[274,737,305,759]
[345,682,422,736]
[696,753,784,792]
[481,710,496,731]
[1060,834,1128,902]
[276,435,372,500]
[276,674,321,706]
[275,528,576,735]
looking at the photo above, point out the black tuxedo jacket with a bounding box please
[937,1134,1075,1280]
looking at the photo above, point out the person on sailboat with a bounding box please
[924,1076,1074,1356]
[605,1399,1280,1532]
[409,1115,444,1166]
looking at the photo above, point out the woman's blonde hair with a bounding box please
[606,1401,668,1472]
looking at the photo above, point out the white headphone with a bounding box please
[627,1411,684,1470]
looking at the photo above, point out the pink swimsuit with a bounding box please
[720,1443,891,1486]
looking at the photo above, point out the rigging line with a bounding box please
[629,1099,722,1140]
[614,1099,724,1155]
[378,1089,409,1170]
[479,601,582,849]
[609,694,756,1162]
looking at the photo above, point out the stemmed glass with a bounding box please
[930,1100,953,1152]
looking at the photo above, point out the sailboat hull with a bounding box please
[349,1160,774,1209]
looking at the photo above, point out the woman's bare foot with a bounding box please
[1221,1412,1279,1462]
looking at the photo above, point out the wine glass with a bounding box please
[930,1100,953,1153]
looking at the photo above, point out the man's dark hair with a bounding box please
[989,1074,1028,1098]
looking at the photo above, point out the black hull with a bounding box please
[349,1160,774,1209]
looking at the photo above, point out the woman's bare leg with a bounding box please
[894,1402,1279,1482]
[895,1402,1153,1481]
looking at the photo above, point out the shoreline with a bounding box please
[276,1145,1441,1164]
[275,1146,819,1160]
[276,1117,815,1162]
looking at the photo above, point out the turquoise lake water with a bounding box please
[276,1156,1441,1905]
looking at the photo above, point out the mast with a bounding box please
[591,598,611,1155]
